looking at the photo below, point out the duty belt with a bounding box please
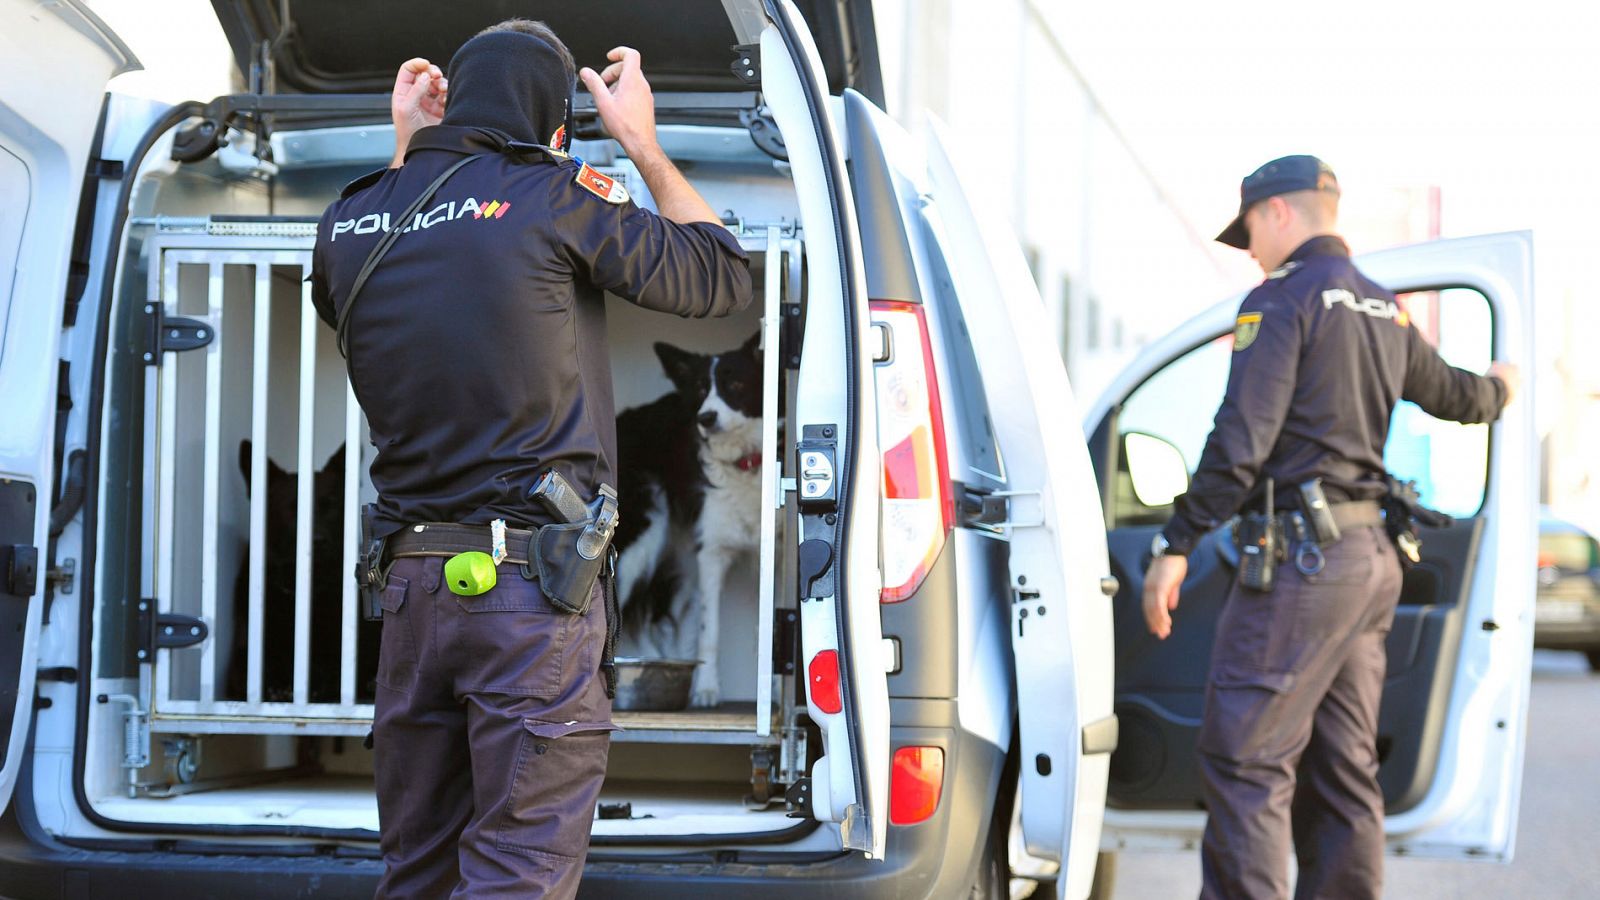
[1277,500,1383,577]
[387,522,537,564]
[1276,499,1382,537]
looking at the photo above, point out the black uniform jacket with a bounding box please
[312,125,753,537]
[1162,236,1506,556]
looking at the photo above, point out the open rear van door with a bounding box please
[0,0,137,812]
[920,119,1118,898]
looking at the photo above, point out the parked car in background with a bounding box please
[1534,509,1600,669]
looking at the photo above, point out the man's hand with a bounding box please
[1142,554,1188,640]
[581,45,720,226]
[391,58,447,168]
[579,47,657,157]
[1488,362,1520,407]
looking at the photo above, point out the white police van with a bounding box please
[0,1,1534,897]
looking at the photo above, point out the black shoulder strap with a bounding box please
[335,153,486,361]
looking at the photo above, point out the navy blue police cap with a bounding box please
[1216,155,1340,249]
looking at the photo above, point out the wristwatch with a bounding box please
[1150,531,1173,559]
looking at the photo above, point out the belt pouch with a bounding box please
[532,521,605,615]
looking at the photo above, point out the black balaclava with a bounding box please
[440,29,574,150]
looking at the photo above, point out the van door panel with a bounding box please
[1102,516,1483,815]
[0,0,137,813]
[923,119,1116,899]
[763,1,890,858]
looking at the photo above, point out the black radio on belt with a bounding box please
[1236,477,1279,592]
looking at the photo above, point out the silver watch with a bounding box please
[1150,532,1173,559]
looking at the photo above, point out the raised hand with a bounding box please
[578,46,656,156]
[391,57,447,167]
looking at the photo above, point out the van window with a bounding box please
[1112,336,1230,527]
[1109,285,1495,528]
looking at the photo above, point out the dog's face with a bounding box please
[239,440,347,582]
[655,334,762,461]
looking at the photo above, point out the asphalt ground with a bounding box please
[1106,649,1600,899]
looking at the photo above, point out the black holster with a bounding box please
[357,503,390,622]
[524,522,606,615]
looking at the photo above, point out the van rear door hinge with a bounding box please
[955,481,1008,535]
[729,43,760,85]
[142,303,215,365]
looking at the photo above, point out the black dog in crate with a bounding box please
[225,440,380,704]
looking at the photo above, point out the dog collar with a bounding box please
[735,452,763,472]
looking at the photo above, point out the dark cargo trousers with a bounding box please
[1198,525,1403,900]
[372,555,614,899]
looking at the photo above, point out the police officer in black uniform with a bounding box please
[310,20,752,898]
[1140,156,1519,899]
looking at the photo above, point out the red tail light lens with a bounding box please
[889,745,945,825]
[870,301,953,603]
[808,649,843,714]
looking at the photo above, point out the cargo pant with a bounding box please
[372,555,614,899]
[1198,525,1403,900]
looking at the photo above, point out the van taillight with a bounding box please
[889,746,945,825]
[870,301,953,603]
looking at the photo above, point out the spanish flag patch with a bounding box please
[575,163,629,204]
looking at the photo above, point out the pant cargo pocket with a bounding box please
[375,575,417,693]
[495,719,618,862]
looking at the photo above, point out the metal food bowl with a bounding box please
[611,657,701,711]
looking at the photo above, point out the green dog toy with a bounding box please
[445,551,497,596]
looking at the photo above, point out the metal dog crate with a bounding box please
[134,215,801,749]
[140,219,373,735]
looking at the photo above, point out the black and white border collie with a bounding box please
[613,333,763,707]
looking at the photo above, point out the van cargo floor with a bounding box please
[94,774,377,832]
[90,775,802,840]
[613,701,781,745]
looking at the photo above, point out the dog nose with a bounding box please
[697,410,718,429]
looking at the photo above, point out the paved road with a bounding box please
[1107,649,1600,899]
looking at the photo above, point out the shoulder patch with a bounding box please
[1234,312,1263,352]
[575,163,629,204]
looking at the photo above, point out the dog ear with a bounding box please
[654,342,704,390]
[319,444,346,479]
[741,331,761,355]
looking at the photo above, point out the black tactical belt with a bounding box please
[387,522,535,566]
[1277,500,1382,535]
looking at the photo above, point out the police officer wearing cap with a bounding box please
[310,19,752,898]
[1141,155,1519,899]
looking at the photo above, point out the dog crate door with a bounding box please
[141,234,373,733]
